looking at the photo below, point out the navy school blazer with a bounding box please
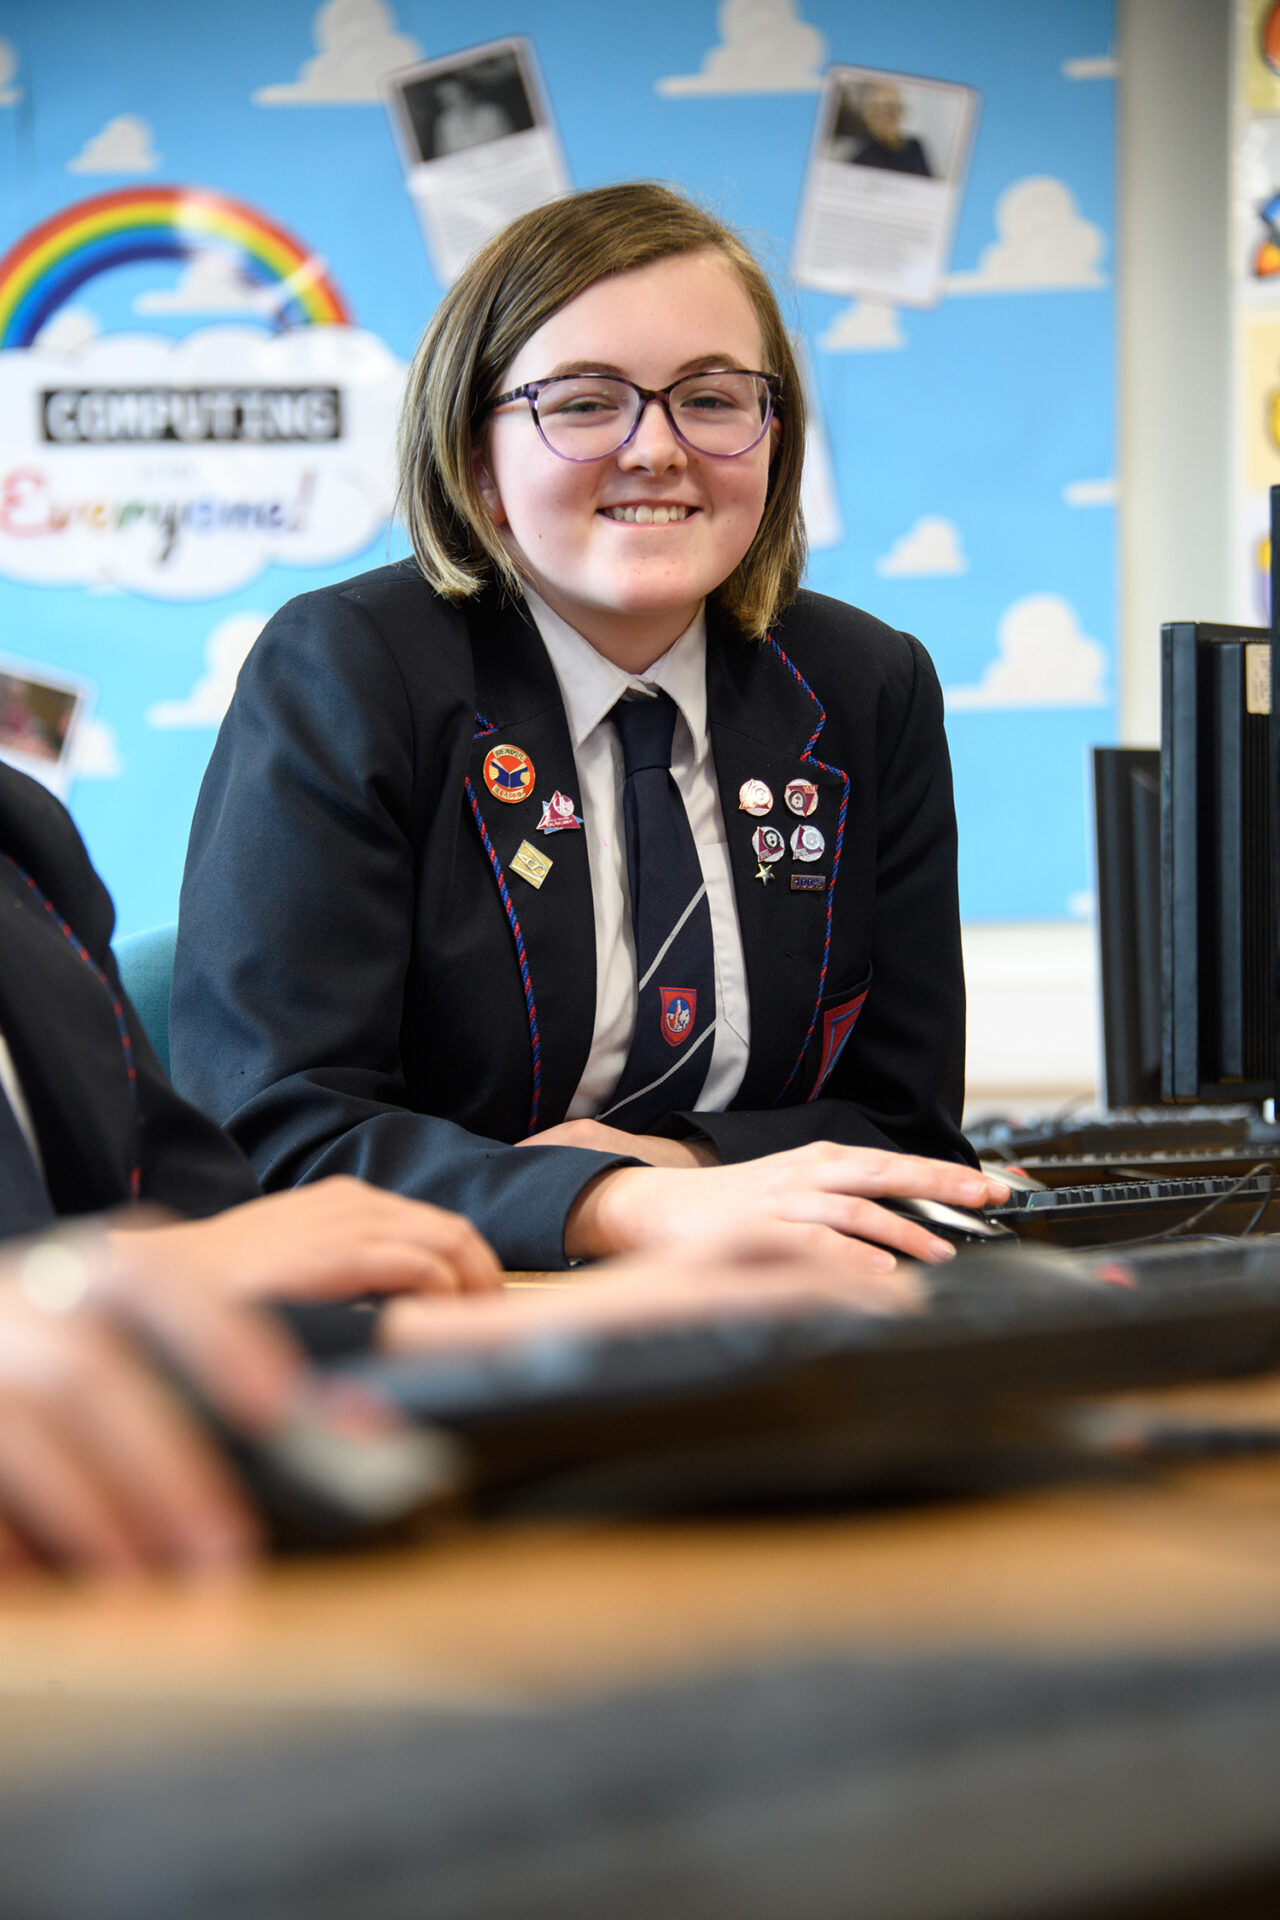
[0,761,259,1227]
[171,564,972,1269]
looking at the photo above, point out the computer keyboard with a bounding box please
[336,1236,1280,1522]
[967,1105,1280,1161]
[989,1172,1280,1247]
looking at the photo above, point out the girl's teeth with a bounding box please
[607,505,688,524]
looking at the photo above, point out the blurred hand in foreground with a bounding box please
[107,1176,504,1303]
[0,1223,302,1577]
[380,1219,926,1355]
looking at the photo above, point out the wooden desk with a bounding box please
[5,1382,1280,1920]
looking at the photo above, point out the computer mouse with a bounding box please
[164,1356,470,1550]
[878,1195,1019,1246]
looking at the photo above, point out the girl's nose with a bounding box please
[617,395,688,471]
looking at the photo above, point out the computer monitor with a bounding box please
[1092,747,1162,1108]
[1161,620,1273,1104]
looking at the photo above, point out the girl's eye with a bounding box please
[681,392,738,412]
[540,381,626,420]
[555,397,616,416]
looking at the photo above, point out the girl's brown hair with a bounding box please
[395,181,806,639]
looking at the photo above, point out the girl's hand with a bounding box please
[107,1177,504,1304]
[0,1228,300,1576]
[563,1142,1010,1269]
[380,1219,924,1355]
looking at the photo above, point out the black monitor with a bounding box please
[1161,619,1273,1104]
[1092,746,1161,1108]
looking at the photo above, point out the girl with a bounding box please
[171,183,1004,1273]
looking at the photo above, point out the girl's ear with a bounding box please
[473,443,507,527]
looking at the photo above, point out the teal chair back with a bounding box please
[114,924,177,1077]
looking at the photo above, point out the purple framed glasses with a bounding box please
[486,369,780,462]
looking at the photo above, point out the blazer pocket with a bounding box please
[805,968,872,1102]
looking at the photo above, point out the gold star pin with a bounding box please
[754,862,774,885]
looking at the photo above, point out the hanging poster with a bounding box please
[792,65,980,307]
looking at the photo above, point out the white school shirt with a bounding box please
[0,1026,43,1169]
[524,591,751,1122]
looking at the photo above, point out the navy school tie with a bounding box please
[598,689,717,1132]
[0,1079,54,1240]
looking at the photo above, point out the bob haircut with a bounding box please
[395,182,807,640]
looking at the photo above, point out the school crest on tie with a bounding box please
[659,986,697,1046]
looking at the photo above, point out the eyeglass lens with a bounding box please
[532,372,772,460]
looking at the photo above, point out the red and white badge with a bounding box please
[752,824,786,864]
[483,744,535,803]
[660,987,696,1046]
[790,823,825,862]
[738,778,773,816]
[784,779,818,817]
[537,790,582,832]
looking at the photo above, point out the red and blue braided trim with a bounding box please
[5,855,142,1201]
[764,637,851,1103]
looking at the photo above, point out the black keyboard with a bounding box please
[340,1237,1280,1520]
[968,1105,1280,1161]
[989,1172,1280,1247]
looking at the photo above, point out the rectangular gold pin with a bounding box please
[511,840,553,889]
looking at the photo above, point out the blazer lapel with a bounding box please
[706,613,850,1108]
[0,855,135,1212]
[466,597,597,1133]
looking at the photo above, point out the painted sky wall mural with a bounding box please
[0,0,1115,937]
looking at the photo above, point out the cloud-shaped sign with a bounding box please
[254,0,422,105]
[875,515,967,577]
[147,612,267,728]
[133,256,282,317]
[818,300,905,353]
[945,594,1107,709]
[657,0,825,95]
[1062,477,1117,508]
[0,325,406,600]
[33,307,101,353]
[947,176,1107,294]
[67,115,160,175]
[69,715,124,780]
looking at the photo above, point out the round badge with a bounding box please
[752,824,786,864]
[790,824,825,863]
[482,743,535,804]
[738,778,774,817]
[784,779,819,817]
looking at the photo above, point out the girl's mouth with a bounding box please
[600,504,694,525]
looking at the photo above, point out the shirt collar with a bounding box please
[523,589,708,752]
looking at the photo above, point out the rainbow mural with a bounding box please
[0,185,351,349]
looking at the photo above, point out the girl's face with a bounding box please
[477,250,776,670]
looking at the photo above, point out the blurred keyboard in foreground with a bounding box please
[333,1236,1280,1528]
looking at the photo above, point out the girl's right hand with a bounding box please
[563,1141,1009,1271]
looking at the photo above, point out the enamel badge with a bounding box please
[790,824,825,863]
[660,986,697,1046]
[784,779,819,817]
[738,779,773,816]
[752,824,785,864]
[537,790,582,833]
[483,744,535,803]
[510,840,552,889]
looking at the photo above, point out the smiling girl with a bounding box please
[171,183,1004,1276]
